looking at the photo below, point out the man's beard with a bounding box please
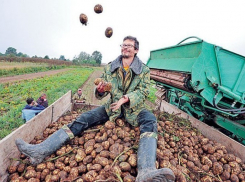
[122,53,129,58]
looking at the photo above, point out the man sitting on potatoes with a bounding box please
[15,36,175,182]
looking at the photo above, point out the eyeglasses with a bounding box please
[78,90,82,91]
[120,44,135,48]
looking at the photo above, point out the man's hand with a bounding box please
[110,95,129,112]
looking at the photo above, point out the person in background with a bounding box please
[22,98,45,122]
[36,93,48,108]
[15,36,175,182]
[72,88,86,103]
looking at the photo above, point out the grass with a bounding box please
[0,67,95,139]
[147,81,157,104]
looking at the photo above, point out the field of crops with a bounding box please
[0,67,94,139]
[0,61,70,77]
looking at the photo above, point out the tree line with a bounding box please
[0,47,102,66]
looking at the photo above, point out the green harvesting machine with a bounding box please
[147,36,245,144]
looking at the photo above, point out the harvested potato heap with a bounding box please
[8,110,245,182]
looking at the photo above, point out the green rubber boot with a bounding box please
[136,134,175,182]
[15,128,72,165]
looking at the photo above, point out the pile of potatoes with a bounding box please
[7,109,245,182]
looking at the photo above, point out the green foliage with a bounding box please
[73,51,101,66]
[78,51,90,61]
[92,51,102,65]
[0,68,94,139]
[5,47,17,56]
[17,52,29,57]
[44,55,50,59]
[148,81,157,103]
[59,55,66,61]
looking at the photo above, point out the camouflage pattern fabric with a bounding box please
[140,132,158,140]
[95,56,151,126]
[72,93,86,102]
[62,125,74,139]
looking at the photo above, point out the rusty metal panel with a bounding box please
[159,100,245,163]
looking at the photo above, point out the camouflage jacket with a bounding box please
[95,55,150,126]
[72,93,86,102]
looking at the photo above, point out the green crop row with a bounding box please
[0,67,94,139]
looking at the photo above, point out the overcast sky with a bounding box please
[0,0,245,64]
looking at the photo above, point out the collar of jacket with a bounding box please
[110,55,143,75]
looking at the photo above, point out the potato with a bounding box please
[123,174,136,182]
[17,163,26,173]
[220,171,231,181]
[119,162,131,172]
[229,161,241,175]
[212,162,223,175]
[100,150,110,158]
[105,121,115,129]
[119,155,128,162]
[25,169,37,179]
[91,150,97,158]
[8,172,19,181]
[95,145,103,153]
[46,162,55,171]
[112,165,122,175]
[102,141,110,150]
[84,132,95,141]
[56,147,66,156]
[69,167,79,180]
[36,163,46,172]
[98,157,109,167]
[84,139,95,149]
[77,164,87,173]
[50,175,59,182]
[40,168,50,180]
[128,154,137,167]
[27,178,40,182]
[85,145,94,154]
[75,150,86,162]
[95,132,108,143]
[78,137,85,145]
[200,175,212,182]
[8,164,18,174]
[83,155,93,165]
[84,170,98,182]
[55,161,65,170]
[45,174,52,182]
[187,161,195,169]
[94,4,103,14]
[116,118,125,127]
[90,164,102,172]
[69,160,78,168]
[230,174,239,182]
[224,154,236,162]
